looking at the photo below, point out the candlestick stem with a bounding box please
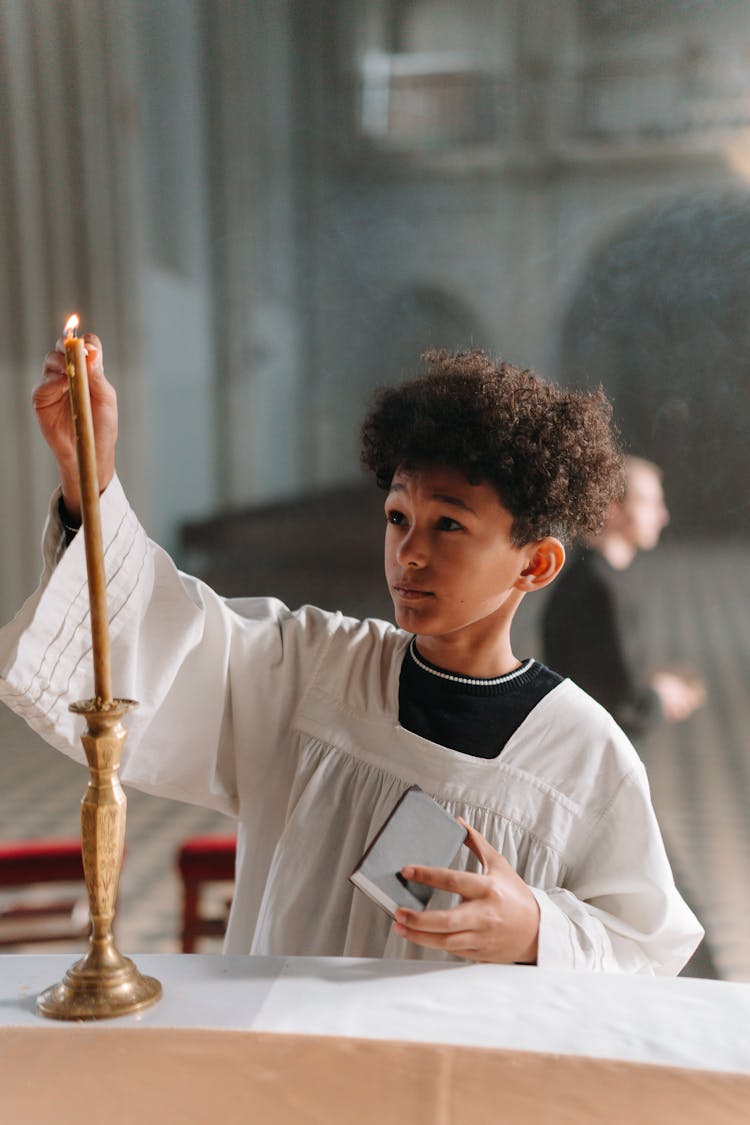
[37,699,162,1020]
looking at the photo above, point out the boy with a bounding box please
[0,339,702,972]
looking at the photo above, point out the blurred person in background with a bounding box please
[542,456,706,740]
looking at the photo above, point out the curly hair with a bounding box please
[360,349,624,546]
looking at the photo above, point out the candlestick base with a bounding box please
[37,947,162,1021]
[36,697,162,1021]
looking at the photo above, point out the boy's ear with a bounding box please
[515,538,565,592]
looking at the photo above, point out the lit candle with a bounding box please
[63,315,113,703]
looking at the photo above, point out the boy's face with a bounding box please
[384,465,533,660]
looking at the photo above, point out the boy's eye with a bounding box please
[387,509,405,525]
[437,516,463,531]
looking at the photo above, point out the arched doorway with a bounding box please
[561,193,750,534]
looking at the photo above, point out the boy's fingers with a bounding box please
[81,335,114,399]
[460,819,495,872]
[82,332,103,369]
[52,333,104,375]
[400,863,486,899]
[43,349,67,378]
[393,920,479,956]
[33,380,68,408]
[33,356,69,406]
[395,900,476,933]
[461,820,516,880]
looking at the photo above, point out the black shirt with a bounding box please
[398,637,562,759]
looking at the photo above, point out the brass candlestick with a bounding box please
[37,699,162,1020]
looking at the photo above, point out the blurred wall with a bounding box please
[0,0,148,619]
[0,0,217,621]
[304,1,750,523]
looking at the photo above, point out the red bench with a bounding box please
[176,836,236,952]
[0,839,89,948]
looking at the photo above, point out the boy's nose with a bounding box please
[397,526,428,568]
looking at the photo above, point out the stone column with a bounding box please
[203,0,310,507]
[506,0,581,377]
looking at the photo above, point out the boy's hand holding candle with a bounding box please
[33,319,120,704]
[33,325,118,521]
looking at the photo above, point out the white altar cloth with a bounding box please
[0,953,748,1072]
[2,955,750,1124]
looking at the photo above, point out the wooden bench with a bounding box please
[0,839,89,948]
[176,836,236,952]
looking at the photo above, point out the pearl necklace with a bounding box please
[408,637,533,686]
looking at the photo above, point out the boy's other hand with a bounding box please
[392,819,540,964]
[33,333,118,520]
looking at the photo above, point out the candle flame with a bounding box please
[64,314,79,338]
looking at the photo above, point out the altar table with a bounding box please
[1,954,749,1123]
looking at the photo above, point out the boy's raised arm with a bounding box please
[32,333,118,521]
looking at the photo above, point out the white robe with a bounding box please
[0,476,703,973]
